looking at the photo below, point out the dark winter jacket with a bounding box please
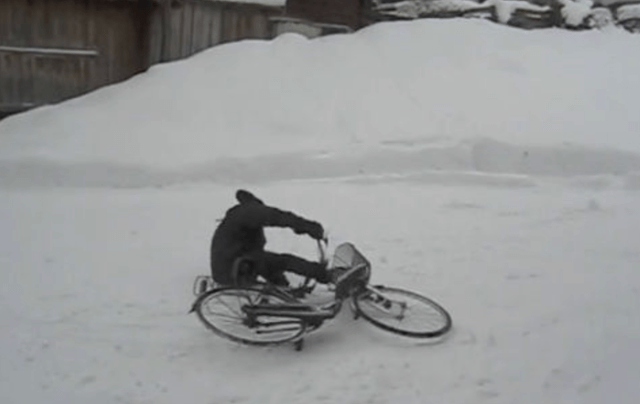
[210,190,323,284]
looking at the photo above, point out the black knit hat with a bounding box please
[236,189,263,205]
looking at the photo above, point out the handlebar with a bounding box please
[317,238,329,266]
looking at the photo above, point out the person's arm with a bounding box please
[238,203,324,239]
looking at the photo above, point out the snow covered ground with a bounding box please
[1,19,640,404]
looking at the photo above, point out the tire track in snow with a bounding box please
[2,137,640,189]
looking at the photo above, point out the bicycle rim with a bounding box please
[354,285,452,338]
[194,287,306,346]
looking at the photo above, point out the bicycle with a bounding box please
[190,241,452,351]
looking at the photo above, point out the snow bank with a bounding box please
[2,138,640,188]
[1,20,640,188]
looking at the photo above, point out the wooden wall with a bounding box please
[148,0,282,64]
[286,0,369,29]
[0,0,283,116]
[0,0,152,112]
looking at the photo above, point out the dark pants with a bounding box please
[236,250,328,286]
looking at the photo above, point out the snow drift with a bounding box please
[1,19,640,188]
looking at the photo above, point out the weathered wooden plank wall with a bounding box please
[0,0,283,116]
[0,0,152,111]
[147,0,282,65]
[286,0,368,29]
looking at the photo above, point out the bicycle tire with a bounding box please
[193,286,306,346]
[353,285,452,338]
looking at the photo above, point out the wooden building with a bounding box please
[0,0,285,118]
[286,0,373,29]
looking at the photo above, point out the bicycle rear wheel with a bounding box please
[353,285,452,338]
[193,286,306,346]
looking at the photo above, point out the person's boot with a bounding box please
[313,261,335,284]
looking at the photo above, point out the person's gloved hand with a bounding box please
[305,221,325,240]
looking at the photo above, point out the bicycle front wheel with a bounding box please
[353,285,452,338]
[194,286,306,346]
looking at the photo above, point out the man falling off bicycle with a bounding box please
[209,190,334,287]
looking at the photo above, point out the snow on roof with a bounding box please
[378,0,550,21]
[557,0,594,26]
[618,3,640,19]
[422,0,485,13]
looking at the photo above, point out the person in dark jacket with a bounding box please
[210,189,332,286]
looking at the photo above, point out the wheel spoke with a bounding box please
[204,311,243,322]
[194,287,306,345]
[215,295,243,317]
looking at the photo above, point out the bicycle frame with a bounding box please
[242,298,343,324]
[240,258,380,333]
